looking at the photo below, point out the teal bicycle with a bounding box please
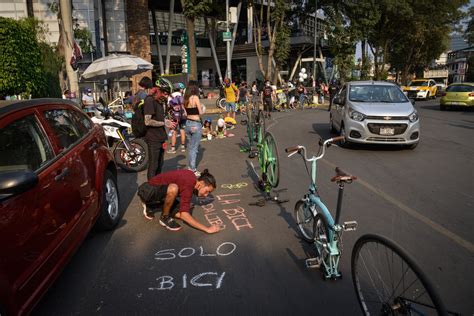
[286,136,357,279]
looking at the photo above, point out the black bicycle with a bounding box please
[352,234,453,316]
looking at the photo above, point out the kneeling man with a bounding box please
[137,169,220,234]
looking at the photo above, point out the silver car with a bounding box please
[330,81,420,149]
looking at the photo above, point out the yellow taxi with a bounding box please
[402,79,438,100]
[440,82,474,110]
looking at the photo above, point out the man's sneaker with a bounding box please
[194,170,201,177]
[159,215,182,231]
[167,147,176,154]
[180,145,186,152]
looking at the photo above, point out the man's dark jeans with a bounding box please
[147,141,164,180]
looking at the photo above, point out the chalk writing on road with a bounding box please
[154,242,237,260]
[221,182,248,190]
[149,272,226,290]
[201,193,254,231]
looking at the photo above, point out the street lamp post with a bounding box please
[226,0,231,80]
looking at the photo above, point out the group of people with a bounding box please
[130,76,220,234]
[221,77,340,117]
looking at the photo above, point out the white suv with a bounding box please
[329,81,420,149]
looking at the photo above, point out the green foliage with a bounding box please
[182,0,212,19]
[465,6,474,44]
[0,17,45,97]
[74,27,93,54]
[274,0,291,67]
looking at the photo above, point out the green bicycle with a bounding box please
[249,110,286,206]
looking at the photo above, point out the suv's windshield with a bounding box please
[349,85,409,103]
[408,81,429,87]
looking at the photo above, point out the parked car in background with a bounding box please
[330,81,420,149]
[439,82,474,111]
[0,99,122,315]
[401,79,438,100]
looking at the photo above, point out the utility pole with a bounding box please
[312,0,318,87]
[59,0,79,97]
[226,0,231,80]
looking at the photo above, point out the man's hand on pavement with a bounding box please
[206,225,220,234]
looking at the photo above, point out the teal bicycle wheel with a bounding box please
[264,131,279,188]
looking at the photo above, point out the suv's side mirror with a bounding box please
[0,170,38,201]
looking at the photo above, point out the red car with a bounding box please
[0,99,121,315]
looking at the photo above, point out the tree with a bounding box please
[464,6,474,44]
[249,0,290,81]
[0,17,45,97]
[181,0,212,80]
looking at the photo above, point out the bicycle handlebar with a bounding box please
[286,137,342,161]
[285,146,301,153]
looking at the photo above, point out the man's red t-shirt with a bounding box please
[148,169,196,212]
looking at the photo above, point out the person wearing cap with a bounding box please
[144,77,176,179]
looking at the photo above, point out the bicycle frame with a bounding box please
[287,137,350,279]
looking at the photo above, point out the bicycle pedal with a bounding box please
[305,257,321,269]
[343,221,358,231]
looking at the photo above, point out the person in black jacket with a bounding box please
[144,78,176,179]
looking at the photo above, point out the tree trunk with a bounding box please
[59,0,79,98]
[186,16,197,80]
[253,4,266,78]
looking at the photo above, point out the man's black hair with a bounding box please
[139,77,153,89]
[198,169,216,188]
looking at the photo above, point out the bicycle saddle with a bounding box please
[331,167,357,183]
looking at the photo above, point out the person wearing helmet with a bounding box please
[215,118,226,137]
[167,84,187,154]
[143,77,176,179]
[223,77,239,120]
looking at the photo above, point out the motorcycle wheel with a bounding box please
[113,138,149,172]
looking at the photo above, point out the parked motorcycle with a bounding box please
[91,107,148,172]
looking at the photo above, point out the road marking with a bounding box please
[322,159,474,254]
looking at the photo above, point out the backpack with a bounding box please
[131,96,149,138]
[168,95,186,122]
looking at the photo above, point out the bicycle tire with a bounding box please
[313,213,332,278]
[246,102,255,146]
[264,131,280,188]
[351,234,448,316]
[216,98,226,110]
[257,110,266,169]
[294,200,315,242]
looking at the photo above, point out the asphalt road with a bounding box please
[35,98,474,315]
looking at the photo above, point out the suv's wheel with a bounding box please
[339,124,351,148]
[95,170,121,230]
[329,115,337,133]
